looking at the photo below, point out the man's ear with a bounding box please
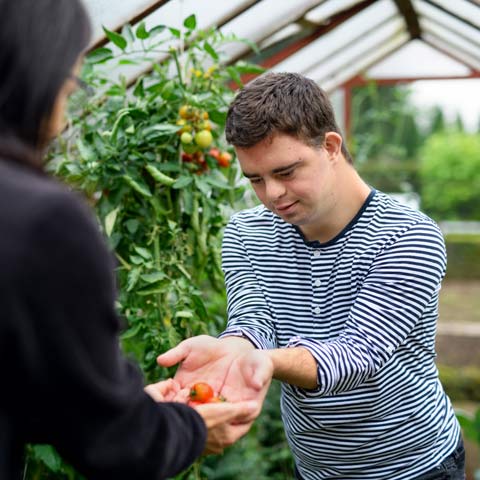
[323,132,343,160]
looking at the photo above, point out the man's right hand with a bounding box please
[156,335,255,395]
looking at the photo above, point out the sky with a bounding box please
[409,78,480,133]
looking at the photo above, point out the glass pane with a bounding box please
[413,0,480,46]
[305,0,365,24]
[366,39,471,78]
[219,0,325,61]
[421,17,480,63]
[422,32,480,70]
[422,0,480,28]
[271,0,398,76]
[82,0,158,44]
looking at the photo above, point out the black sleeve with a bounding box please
[9,190,206,479]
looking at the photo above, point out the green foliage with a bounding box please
[350,84,424,193]
[456,408,480,447]
[445,234,480,280]
[419,132,480,220]
[438,365,480,402]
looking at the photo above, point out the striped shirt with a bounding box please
[221,190,460,479]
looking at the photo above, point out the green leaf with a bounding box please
[227,66,243,88]
[133,78,144,98]
[122,24,135,44]
[32,445,62,472]
[191,294,208,322]
[184,14,197,30]
[141,271,167,283]
[76,139,95,162]
[125,219,140,234]
[104,207,119,237]
[137,280,170,295]
[172,176,193,189]
[169,27,181,38]
[103,26,127,50]
[136,21,149,39]
[208,110,227,125]
[134,246,152,260]
[205,176,233,190]
[120,323,142,340]
[126,268,141,291]
[143,124,180,139]
[234,61,266,74]
[145,164,176,186]
[168,326,182,348]
[203,42,218,60]
[149,25,166,37]
[86,47,114,64]
[175,310,193,318]
[123,175,152,198]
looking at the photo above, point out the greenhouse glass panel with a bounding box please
[413,0,480,47]
[85,0,256,84]
[421,0,480,28]
[219,0,323,61]
[319,29,409,92]
[422,32,480,71]
[82,0,160,44]
[305,0,365,24]
[366,39,471,78]
[421,17,480,62]
[271,0,397,75]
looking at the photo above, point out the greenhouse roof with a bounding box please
[82,0,480,93]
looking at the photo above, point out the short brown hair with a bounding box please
[225,72,352,163]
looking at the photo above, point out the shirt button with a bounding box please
[313,250,320,258]
[314,307,321,314]
[314,279,322,287]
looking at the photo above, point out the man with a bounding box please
[158,72,464,479]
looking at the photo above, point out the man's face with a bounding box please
[236,133,339,239]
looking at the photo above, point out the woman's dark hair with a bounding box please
[226,72,353,163]
[0,0,91,168]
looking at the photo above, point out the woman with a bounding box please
[0,1,259,478]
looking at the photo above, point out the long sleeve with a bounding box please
[287,220,447,396]
[220,220,278,349]
[2,182,206,480]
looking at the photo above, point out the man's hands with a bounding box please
[156,335,254,394]
[157,335,274,454]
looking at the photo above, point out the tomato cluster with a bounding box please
[176,104,232,172]
[188,382,226,407]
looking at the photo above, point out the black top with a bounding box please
[0,157,206,479]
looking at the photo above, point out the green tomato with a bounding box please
[180,131,193,144]
[194,129,213,149]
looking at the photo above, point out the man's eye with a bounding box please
[279,169,294,178]
[250,178,263,184]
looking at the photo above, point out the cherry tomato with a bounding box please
[190,382,214,403]
[208,148,220,159]
[217,151,232,167]
[194,130,213,149]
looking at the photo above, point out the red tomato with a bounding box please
[217,151,232,168]
[189,382,214,403]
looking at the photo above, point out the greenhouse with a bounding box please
[1,0,479,479]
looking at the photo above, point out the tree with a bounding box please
[419,132,480,220]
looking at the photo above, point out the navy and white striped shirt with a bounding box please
[221,190,460,479]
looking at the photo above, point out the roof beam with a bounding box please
[392,0,421,38]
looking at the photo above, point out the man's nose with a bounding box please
[265,178,286,201]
